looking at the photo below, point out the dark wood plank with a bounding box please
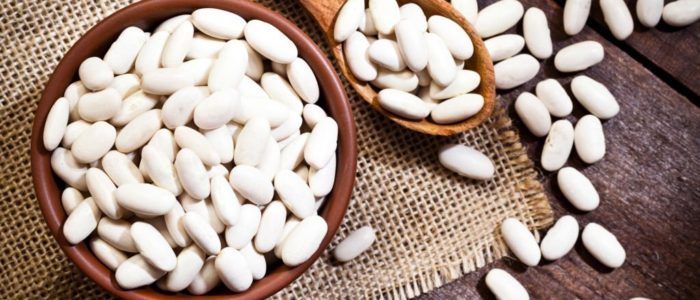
[573,0,700,98]
[419,0,700,299]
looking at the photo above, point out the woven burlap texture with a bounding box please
[0,0,553,299]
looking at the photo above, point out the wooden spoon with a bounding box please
[299,0,495,136]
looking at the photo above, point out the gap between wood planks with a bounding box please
[552,0,700,106]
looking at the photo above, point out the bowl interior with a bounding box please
[30,0,357,299]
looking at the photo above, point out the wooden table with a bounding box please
[420,0,700,299]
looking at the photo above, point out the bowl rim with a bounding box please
[30,0,358,299]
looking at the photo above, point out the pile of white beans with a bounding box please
[448,0,696,298]
[334,0,485,125]
[42,7,381,294]
[564,0,700,40]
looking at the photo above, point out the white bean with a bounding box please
[302,104,327,129]
[234,117,271,166]
[147,128,178,162]
[257,137,282,180]
[164,202,191,247]
[78,57,114,91]
[334,0,365,42]
[225,204,262,249]
[135,31,170,75]
[429,69,480,100]
[61,187,84,215]
[130,221,177,271]
[425,33,457,86]
[535,79,573,118]
[43,97,69,151]
[229,165,274,205]
[571,75,620,119]
[541,120,574,171]
[395,19,428,72]
[115,109,162,153]
[104,26,147,74]
[142,68,195,95]
[162,244,206,292]
[193,89,239,130]
[475,0,524,38]
[287,58,320,104]
[515,92,551,137]
[359,9,378,35]
[216,247,253,292]
[637,0,664,27]
[280,215,328,267]
[333,226,376,262]
[574,115,606,164]
[557,167,600,211]
[174,126,221,166]
[162,20,194,67]
[484,34,525,62]
[372,69,418,92]
[304,117,338,169]
[309,153,336,197]
[89,237,127,271]
[191,8,246,40]
[451,0,478,23]
[108,74,140,99]
[51,147,88,191]
[208,40,248,91]
[369,0,401,35]
[142,145,182,195]
[494,54,539,89]
[175,148,211,200]
[431,94,484,124]
[261,72,304,114]
[485,268,529,300]
[78,88,122,122]
[115,183,177,216]
[582,223,626,268]
[63,197,101,244]
[501,217,541,266]
[72,121,116,163]
[368,39,406,72]
[377,89,431,120]
[428,15,474,60]
[244,20,297,64]
[275,170,315,219]
[86,168,124,219]
[186,32,225,60]
[162,87,209,129]
[110,90,159,126]
[564,0,592,36]
[210,175,241,226]
[203,125,234,165]
[178,58,214,86]
[115,254,166,289]
[187,257,219,295]
[554,41,604,73]
[400,3,428,32]
[540,215,579,261]
[662,0,700,27]
[97,217,137,252]
[523,8,552,59]
[280,133,309,170]
[600,0,634,40]
[183,212,221,255]
[255,200,287,253]
[438,144,494,180]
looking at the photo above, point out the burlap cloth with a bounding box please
[0,0,553,298]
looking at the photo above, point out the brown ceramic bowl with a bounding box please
[30,0,357,299]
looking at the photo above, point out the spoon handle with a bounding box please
[298,0,345,33]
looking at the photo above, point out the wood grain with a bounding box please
[299,0,497,135]
[418,0,700,299]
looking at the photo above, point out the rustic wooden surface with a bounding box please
[419,0,700,299]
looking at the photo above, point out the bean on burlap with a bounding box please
[0,0,552,299]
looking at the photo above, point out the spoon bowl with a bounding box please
[300,0,495,136]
